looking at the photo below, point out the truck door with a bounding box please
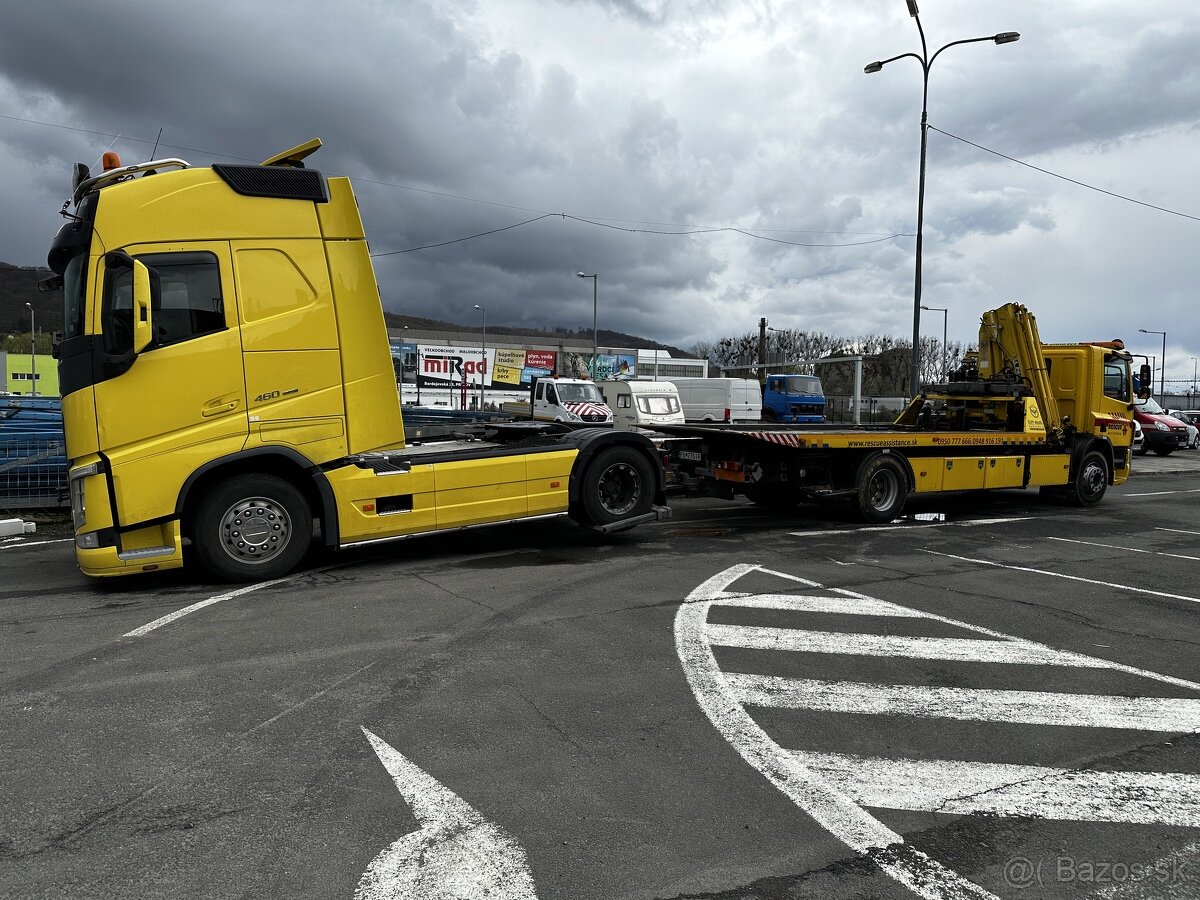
[93,244,248,526]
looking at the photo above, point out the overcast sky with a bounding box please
[2,1,1199,385]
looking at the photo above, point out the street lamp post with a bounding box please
[474,304,487,410]
[865,2,1019,398]
[576,272,598,377]
[1191,356,1198,407]
[920,304,947,382]
[1138,328,1167,406]
[24,302,35,396]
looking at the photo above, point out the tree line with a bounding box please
[689,328,972,397]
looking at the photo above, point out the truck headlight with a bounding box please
[69,461,103,529]
[76,531,102,550]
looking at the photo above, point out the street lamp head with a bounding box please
[864,60,883,74]
[25,302,31,310]
[993,31,1020,44]
[905,0,919,17]
[474,304,484,311]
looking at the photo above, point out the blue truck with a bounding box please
[761,374,825,423]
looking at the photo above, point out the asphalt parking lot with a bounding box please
[4,454,1200,900]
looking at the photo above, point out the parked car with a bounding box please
[1166,409,1200,449]
[1133,418,1144,454]
[1131,397,1188,456]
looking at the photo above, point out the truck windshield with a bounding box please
[61,251,89,341]
[782,376,822,395]
[558,383,605,404]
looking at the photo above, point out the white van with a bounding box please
[500,377,613,424]
[669,377,762,423]
[598,380,685,431]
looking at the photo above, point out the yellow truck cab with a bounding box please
[44,140,668,581]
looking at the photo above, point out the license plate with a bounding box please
[676,449,702,462]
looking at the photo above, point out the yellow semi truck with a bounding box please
[43,140,668,581]
[658,303,1144,520]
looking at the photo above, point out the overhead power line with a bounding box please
[930,125,1200,223]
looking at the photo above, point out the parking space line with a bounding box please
[922,549,1200,606]
[1048,535,1200,561]
[123,577,295,637]
[0,537,74,549]
[789,751,1200,827]
[788,517,1034,538]
[727,672,1200,730]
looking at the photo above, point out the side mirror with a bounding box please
[1137,363,1152,400]
[131,260,153,354]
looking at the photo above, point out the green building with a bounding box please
[1,351,58,396]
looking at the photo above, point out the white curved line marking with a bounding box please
[357,727,539,900]
[676,564,998,900]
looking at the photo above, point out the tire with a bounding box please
[1069,450,1108,507]
[579,446,654,526]
[1153,447,1174,457]
[191,474,312,582]
[1134,445,1148,456]
[762,409,777,423]
[854,453,908,523]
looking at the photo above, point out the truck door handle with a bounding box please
[202,398,240,418]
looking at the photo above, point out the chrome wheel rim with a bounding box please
[218,496,292,565]
[867,470,900,512]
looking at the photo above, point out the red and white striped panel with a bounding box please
[563,401,611,419]
[741,431,805,447]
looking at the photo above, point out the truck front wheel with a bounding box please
[191,474,312,582]
[854,454,908,523]
[580,447,653,526]
[1070,450,1108,507]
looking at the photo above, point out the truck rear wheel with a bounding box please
[1070,450,1108,507]
[191,474,312,582]
[580,447,653,526]
[854,454,908,523]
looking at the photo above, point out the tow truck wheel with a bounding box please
[191,474,312,582]
[580,447,653,526]
[1070,450,1108,507]
[854,454,908,523]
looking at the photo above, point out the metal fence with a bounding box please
[0,394,69,510]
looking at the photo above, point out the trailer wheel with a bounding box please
[191,474,312,582]
[1070,450,1108,507]
[580,447,653,526]
[854,454,908,523]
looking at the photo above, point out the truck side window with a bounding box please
[1103,361,1129,401]
[103,252,224,354]
[546,385,558,405]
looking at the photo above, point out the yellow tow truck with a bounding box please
[43,140,668,581]
[658,303,1147,520]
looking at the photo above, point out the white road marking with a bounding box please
[707,624,1114,667]
[678,563,1200,899]
[678,564,1000,900]
[788,517,1034,538]
[727,672,1200,730]
[123,577,294,637]
[789,751,1200,827]
[1048,535,1200,562]
[1157,527,1200,537]
[1124,488,1200,497]
[0,537,74,549]
[921,550,1200,606]
[357,727,539,900]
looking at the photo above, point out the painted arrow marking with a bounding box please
[357,727,539,900]
[676,564,1200,900]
